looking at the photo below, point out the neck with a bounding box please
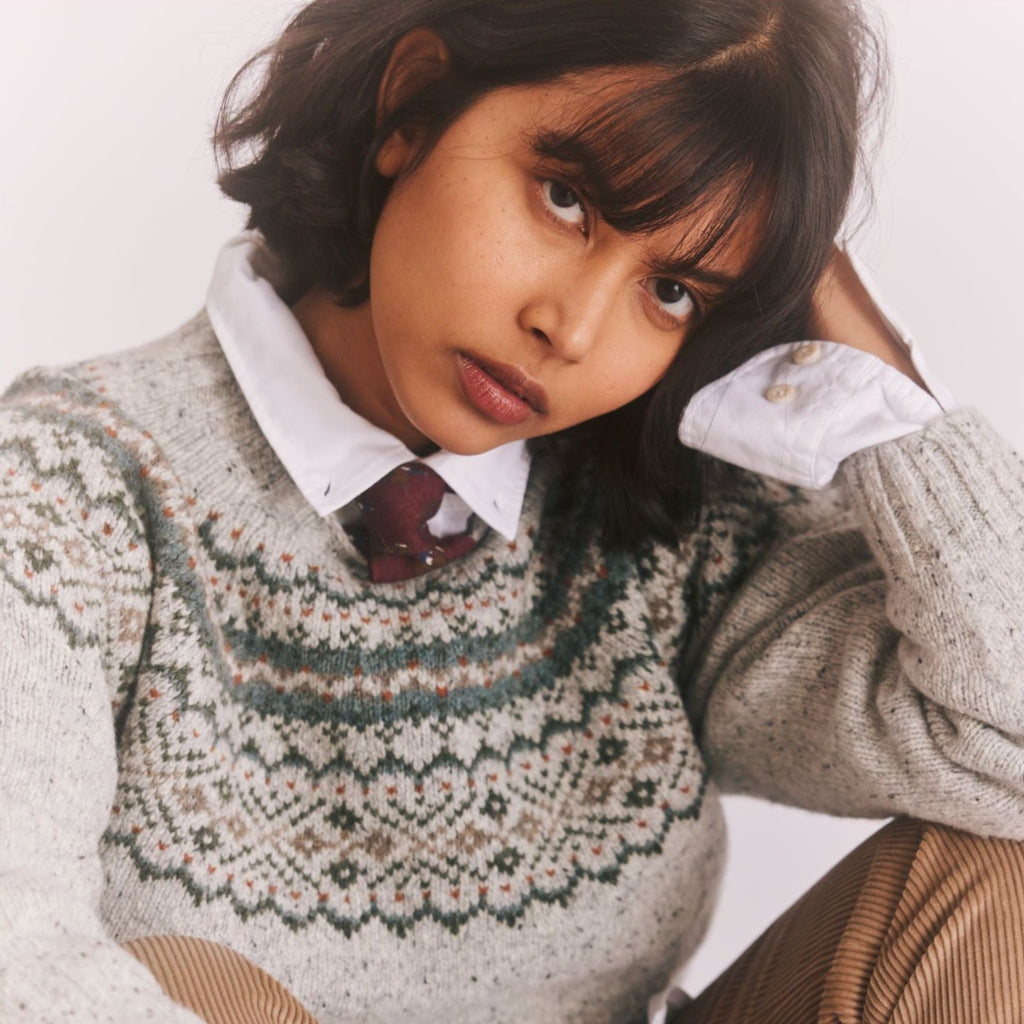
[291,288,432,455]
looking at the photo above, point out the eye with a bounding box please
[648,277,695,323]
[540,179,587,230]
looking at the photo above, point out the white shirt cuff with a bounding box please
[678,340,948,489]
[677,248,956,489]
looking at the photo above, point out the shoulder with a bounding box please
[55,309,233,418]
[702,462,854,540]
[2,309,227,419]
[3,308,262,480]
[0,311,268,538]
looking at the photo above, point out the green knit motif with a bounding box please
[1,366,784,940]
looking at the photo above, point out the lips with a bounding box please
[456,353,548,426]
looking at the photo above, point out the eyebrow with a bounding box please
[530,131,628,214]
[646,255,742,294]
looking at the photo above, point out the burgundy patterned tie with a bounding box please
[355,462,478,583]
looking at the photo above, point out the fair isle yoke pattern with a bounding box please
[0,322,782,950]
[7,312,1024,1023]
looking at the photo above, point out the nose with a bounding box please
[518,259,621,362]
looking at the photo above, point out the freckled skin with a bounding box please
[293,73,760,456]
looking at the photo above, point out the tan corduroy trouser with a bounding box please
[125,818,1024,1024]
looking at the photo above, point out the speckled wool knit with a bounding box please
[3,312,1024,1024]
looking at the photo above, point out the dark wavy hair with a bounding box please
[214,0,886,545]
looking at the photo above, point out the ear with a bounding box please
[374,28,451,179]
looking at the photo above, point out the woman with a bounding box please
[1,2,1023,1022]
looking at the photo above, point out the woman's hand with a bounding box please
[808,247,928,391]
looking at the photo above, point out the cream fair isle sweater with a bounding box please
[2,311,1024,1023]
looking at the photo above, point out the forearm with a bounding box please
[808,246,928,390]
[0,585,205,1024]
[691,411,1024,836]
[0,388,203,1022]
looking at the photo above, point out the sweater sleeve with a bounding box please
[684,409,1024,838]
[0,383,205,1023]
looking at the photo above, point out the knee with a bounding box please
[909,819,1024,923]
[861,820,1024,1024]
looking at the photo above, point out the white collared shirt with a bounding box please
[205,233,952,550]
[206,234,531,540]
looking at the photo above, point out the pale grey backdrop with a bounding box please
[1,0,1021,997]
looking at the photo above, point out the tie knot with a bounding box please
[357,462,446,538]
[355,462,476,583]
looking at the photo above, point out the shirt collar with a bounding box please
[205,232,531,539]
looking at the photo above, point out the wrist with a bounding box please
[810,247,928,391]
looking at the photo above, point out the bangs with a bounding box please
[529,70,782,293]
[214,0,874,545]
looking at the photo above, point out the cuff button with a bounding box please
[764,383,797,404]
[792,341,822,365]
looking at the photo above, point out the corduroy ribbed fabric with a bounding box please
[675,818,1024,1024]
[123,936,316,1024]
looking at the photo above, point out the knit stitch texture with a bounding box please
[2,311,1024,1023]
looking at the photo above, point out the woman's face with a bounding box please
[363,72,760,455]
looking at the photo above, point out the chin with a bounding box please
[426,433,508,456]
[412,418,518,457]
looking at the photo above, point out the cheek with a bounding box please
[372,175,523,330]
[587,341,681,413]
